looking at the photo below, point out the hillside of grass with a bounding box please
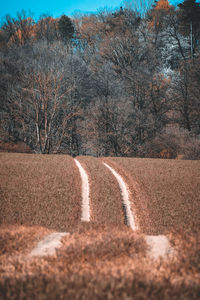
[106,157,200,234]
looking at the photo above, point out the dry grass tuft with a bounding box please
[0,225,51,256]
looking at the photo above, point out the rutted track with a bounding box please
[0,153,175,260]
[102,161,173,259]
[74,158,90,222]
[29,157,173,259]
[77,156,124,226]
[103,162,137,230]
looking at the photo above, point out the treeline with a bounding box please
[0,0,200,158]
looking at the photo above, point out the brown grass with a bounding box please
[1,154,200,299]
[78,156,125,227]
[107,157,200,234]
[0,225,200,299]
[0,141,32,153]
[0,153,81,232]
[0,225,52,256]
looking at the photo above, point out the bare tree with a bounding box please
[124,0,155,17]
[2,10,35,46]
[4,43,82,153]
[35,15,59,44]
[170,60,200,134]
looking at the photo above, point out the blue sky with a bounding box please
[0,0,184,21]
[0,0,123,20]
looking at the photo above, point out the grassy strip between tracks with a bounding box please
[77,156,125,227]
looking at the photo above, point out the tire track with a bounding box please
[31,159,173,260]
[103,162,137,230]
[103,161,174,259]
[77,156,124,226]
[74,158,90,222]
[31,232,68,256]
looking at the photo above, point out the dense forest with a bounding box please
[0,0,200,158]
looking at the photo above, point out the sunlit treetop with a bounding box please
[155,0,171,10]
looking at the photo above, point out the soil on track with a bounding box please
[102,158,154,234]
[0,153,81,232]
[108,157,200,234]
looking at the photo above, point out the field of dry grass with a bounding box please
[0,225,52,257]
[78,156,125,226]
[1,153,200,299]
[0,153,81,232]
[0,225,199,299]
[106,157,200,234]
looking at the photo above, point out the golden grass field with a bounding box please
[0,153,200,299]
[106,157,200,234]
[0,153,82,232]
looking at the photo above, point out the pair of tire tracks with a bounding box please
[31,158,173,260]
[74,158,136,229]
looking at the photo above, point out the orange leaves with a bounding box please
[151,74,171,90]
[149,0,171,29]
[76,16,105,45]
[76,13,127,49]
[155,0,171,11]
[8,18,36,45]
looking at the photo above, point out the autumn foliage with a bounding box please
[1,1,200,157]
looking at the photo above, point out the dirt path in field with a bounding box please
[102,161,173,260]
[31,232,68,256]
[145,235,173,259]
[103,162,137,230]
[29,159,173,260]
[77,156,125,226]
[74,158,90,222]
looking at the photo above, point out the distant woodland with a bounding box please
[0,0,200,158]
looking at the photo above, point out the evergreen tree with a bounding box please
[58,15,74,44]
